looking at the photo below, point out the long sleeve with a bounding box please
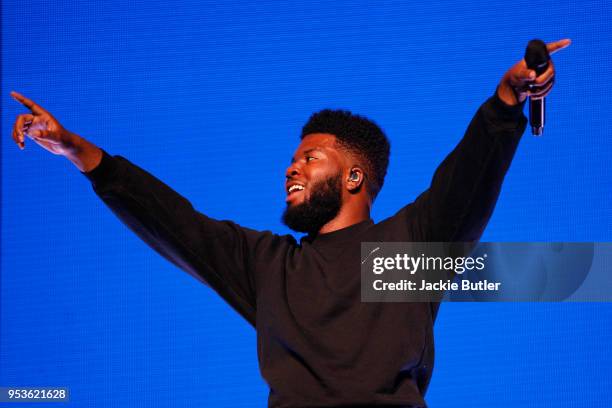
[388,91,527,242]
[83,151,276,326]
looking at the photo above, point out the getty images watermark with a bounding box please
[360,242,612,302]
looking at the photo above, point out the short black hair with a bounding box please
[301,109,390,200]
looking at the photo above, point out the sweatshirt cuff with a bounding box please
[81,149,117,185]
[485,88,527,122]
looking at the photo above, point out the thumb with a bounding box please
[515,67,536,82]
[29,129,52,139]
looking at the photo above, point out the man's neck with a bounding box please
[318,205,371,234]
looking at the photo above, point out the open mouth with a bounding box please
[286,183,306,202]
[287,184,305,195]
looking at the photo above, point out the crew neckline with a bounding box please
[304,219,374,247]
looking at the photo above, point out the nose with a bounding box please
[285,162,301,180]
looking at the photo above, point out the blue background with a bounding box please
[2,0,611,406]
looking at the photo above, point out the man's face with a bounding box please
[282,133,345,233]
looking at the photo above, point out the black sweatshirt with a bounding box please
[83,93,526,408]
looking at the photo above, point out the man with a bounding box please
[10,39,570,407]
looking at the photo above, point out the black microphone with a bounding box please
[524,39,550,135]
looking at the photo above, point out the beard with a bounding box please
[282,172,343,234]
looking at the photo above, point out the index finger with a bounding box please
[547,38,571,55]
[10,91,49,115]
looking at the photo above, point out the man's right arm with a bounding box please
[9,91,273,326]
[82,150,268,325]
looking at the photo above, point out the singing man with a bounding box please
[10,39,570,408]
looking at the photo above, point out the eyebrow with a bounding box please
[304,148,324,155]
[290,147,325,163]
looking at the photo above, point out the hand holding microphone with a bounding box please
[496,38,571,135]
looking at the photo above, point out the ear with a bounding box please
[346,167,365,193]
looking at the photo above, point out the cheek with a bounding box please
[307,169,331,190]
[309,160,342,180]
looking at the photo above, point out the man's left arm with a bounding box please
[390,39,571,242]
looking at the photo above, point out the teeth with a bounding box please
[288,185,305,193]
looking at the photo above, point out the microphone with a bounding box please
[524,39,550,135]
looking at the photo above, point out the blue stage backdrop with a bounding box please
[2,0,611,406]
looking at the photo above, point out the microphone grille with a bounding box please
[524,39,550,75]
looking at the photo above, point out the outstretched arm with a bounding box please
[82,151,272,325]
[391,39,571,242]
[9,94,281,325]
